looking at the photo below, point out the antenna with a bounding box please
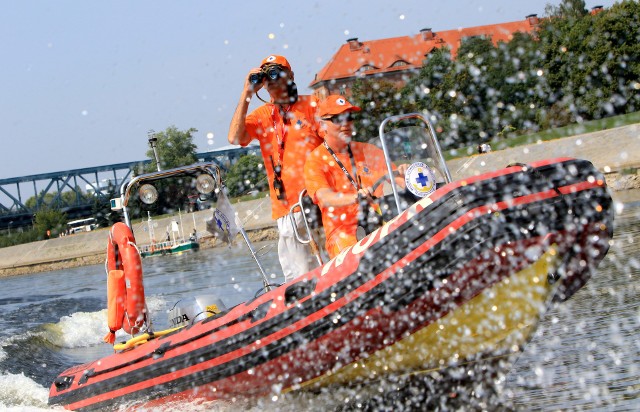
[147,130,162,171]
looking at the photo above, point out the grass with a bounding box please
[445,111,640,160]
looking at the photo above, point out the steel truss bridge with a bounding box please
[0,146,259,231]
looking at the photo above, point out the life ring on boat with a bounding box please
[103,222,147,345]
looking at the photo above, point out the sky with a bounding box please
[0,0,617,179]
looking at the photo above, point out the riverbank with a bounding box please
[0,227,280,277]
[1,123,639,277]
[0,196,280,278]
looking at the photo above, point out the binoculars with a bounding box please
[249,66,285,85]
[270,157,287,201]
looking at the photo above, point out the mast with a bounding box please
[178,209,185,240]
[147,212,155,244]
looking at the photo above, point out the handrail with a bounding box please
[289,190,323,267]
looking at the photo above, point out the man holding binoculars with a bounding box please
[228,55,323,282]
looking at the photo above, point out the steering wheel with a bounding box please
[371,170,401,194]
[368,169,423,219]
[356,171,403,236]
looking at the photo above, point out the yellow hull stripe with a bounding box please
[290,245,559,391]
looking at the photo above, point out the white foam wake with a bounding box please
[40,295,168,348]
[0,372,61,411]
[42,309,108,348]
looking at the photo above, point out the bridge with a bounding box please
[0,145,260,231]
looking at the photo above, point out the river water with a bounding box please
[0,200,638,411]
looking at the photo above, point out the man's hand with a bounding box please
[246,67,264,94]
[229,67,262,146]
[356,186,375,203]
[394,164,410,189]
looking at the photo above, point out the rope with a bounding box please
[128,240,141,255]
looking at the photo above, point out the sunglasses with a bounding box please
[323,112,354,124]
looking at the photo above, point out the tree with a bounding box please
[224,154,268,197]
[573,1,640,118]
[401,39,508,148]
[544,0,587,19]
[350,79,407,142]
[538,0,640,121]
[358,1,639,151]
[446,36,499,145]
[136,126,200,216]
[485,32,547,136]
[33,207,67,239]
[402,47,454,114]
[92,183,121,227]
[145,126,198,172]
[25,188,92,210]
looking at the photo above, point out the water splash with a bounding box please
[0,372,54,411]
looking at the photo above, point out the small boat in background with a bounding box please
[138,212,199,258]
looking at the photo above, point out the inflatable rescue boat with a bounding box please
[49,114,613,410]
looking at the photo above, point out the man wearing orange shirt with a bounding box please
[228,55,323,282]
[304,95,406,259]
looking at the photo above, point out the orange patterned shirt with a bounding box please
[243,95,322,219]
[304,142,390,256]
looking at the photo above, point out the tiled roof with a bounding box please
[310,18,538,88]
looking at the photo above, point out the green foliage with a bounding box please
[0,228,40,248]
[224,154,268,197]
[404,48,453,104]
[398,35,547,148]
[544,0,587,19]
[33,207,67,239]
[350,79,408,142]
[145,126,198,172]
[91,183,121,227]
[348,1,640,151]
[136,126,200,216]
[538,0,640,121]
[442,36,501,145]
[25,188,92,210]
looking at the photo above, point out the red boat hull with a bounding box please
[49,158,613,410]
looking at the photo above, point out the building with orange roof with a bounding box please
[310,14,542,98]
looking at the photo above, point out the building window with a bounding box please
[390,60,410,68]
[358,64,377,72]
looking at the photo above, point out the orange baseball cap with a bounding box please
[318,95,361,118]
[260,55,291,71]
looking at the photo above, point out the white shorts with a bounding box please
[276,212,318,283]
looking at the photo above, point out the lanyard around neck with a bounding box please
[271,105,291,168]
[323,141,360,190]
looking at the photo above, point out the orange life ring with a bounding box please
[103,222,147,344]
